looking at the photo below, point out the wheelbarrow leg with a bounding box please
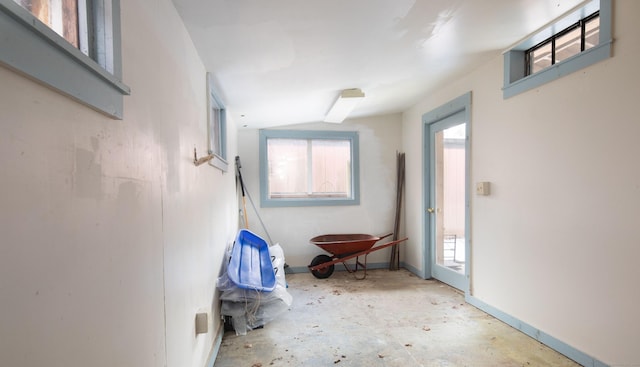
[342,254,369,280]
[353,253,370,280]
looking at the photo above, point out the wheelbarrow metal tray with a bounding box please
[309,233,382,257]
[228,229,276,292]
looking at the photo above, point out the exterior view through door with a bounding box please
[433,122,466,273]
[424,92,471,292]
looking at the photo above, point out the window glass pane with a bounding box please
[311,140,351,197]
[260,130,359,207]
[13,0,79,48]
[267,139,308,198]
[530,42,552,74]
[584,16,600,50]
[555,27,581,63]
[210,108,221,156]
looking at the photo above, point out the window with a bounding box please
[0,0,129,118]
[207,72,228,172]
[259,130,360,207]
[526,12,600,75]
[503,0,611,99]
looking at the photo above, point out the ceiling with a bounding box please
[171,0,585,129]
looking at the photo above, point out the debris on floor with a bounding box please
[214,269,582,367]
[269,357,283,365]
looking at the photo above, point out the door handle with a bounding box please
[427,207,435,213]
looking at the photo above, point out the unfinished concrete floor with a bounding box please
[214,269,581,367]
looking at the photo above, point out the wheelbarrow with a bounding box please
[308,232,408,280]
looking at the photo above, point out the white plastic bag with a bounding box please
[217,243,292,335]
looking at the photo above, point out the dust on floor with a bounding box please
[214,269,581,367]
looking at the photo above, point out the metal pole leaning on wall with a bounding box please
[389,151,405,270]
[235,156,250,228]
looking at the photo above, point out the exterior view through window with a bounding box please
[13,0,80,49]
[527,12,600,75]
[267,138,352,199]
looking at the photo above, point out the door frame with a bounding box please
[422,92,472,293]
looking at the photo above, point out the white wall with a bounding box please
[0,1,237,367]
[402,2,640,365]
[237,114,403,269]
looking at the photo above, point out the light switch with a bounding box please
[476,182,490,196]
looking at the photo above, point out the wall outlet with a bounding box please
[476,182,490,196]
[195,312,208,335]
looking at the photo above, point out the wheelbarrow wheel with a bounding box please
[310,255,334,279]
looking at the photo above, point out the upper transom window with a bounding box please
[526,12,600,76]
[503,0,611,99]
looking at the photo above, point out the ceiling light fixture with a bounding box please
[324,88,365,123]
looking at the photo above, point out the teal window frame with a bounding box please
[259,129,360,208]
[503,0,611,99]
[207,72,228,172]
[0,0,130,119]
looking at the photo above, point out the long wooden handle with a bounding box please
[242,197,249,228]
[377,232,394,241]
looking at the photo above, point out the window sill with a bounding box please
[260,197,360,208]
[208,155,228,172]
[503,40,612,99]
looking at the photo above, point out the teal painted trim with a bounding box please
[293,262,440,280]
[0,0,129,119]
[505,50,526,84]
[110,0,123,80]
[598,0,612,47]
[465,295,609,367]
[286,262,391,275]
[207,73,229,172]
[503,41,612,99]
[503,0,612,99]
[285,266,311,274]
[259,129,360,207]
[399,262,426,279]
[205,324,224,367]
[422,93,472,125]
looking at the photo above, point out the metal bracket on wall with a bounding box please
[193,147,214,166]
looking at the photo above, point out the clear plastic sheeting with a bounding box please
[218,243,292,335]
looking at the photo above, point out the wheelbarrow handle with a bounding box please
[378,232,394,241]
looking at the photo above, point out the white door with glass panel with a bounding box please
[427,112,468,291]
